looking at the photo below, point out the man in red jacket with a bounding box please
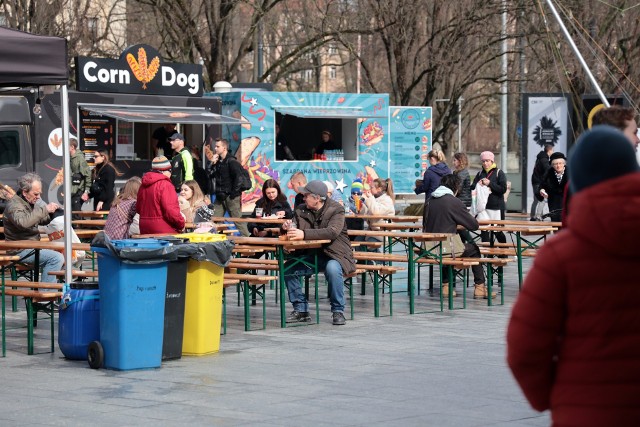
[136,156,185,234]
[507,125,640,426]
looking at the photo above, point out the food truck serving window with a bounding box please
[273,106,379,162]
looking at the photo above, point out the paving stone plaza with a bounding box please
[0,255,549,426]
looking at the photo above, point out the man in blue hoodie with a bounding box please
[423,174,493,300]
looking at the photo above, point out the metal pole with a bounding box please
[501,0,509,172]
[544,0,610,107]
[257,21,264,80]
[457,97,463,153]
[61,85,73,289]
[356,35,361,94]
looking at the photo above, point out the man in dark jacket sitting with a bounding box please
[282,180,356,326]
[4,173,63,283]
[423,174,493,300]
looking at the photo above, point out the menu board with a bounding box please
[389,106,432,193]
[79,109,116,158]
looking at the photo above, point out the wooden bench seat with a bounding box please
[228,262,279,271]
[480,247,537,257]
[231,258,279,265]
[221,273,275,334]
[477,242,518,248]
[2,281,62,356]
[352,252,408,263]
[48,270,99,280]
[344,263,404,318]
[351,241,383,249]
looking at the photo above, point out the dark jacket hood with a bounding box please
[430,162,452,177]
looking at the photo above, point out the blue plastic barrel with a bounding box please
[92,239,170,370]
[58,282,100,360]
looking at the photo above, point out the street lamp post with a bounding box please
[435,98,463,154]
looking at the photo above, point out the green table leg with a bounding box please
[373,273,379,317]
[278,248,287,328]
[243,281,250,331]
[487,264,493,307]
[516,232,523,290]
[408,237,415,314]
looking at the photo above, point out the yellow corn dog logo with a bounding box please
[126,47,160,89]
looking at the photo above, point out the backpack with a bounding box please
[235,161,252,192]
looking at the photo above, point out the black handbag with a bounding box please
[90,181,104,196]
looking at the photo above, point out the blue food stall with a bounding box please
[207,90,433,210]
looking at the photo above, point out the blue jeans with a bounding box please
[284,254,345,313]
[18,249,65,283]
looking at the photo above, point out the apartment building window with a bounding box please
[302,69,313,82]
[329,66,337,80]
[328,44,337,55]
[87,17,98,40]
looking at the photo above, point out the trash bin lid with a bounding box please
[112,238,171,249]
[70,281,99,290]
[174,233,227,243]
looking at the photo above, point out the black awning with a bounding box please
[80,105,248,125]
[0,27,68,86]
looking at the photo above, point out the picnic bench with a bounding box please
[1,255,62,356]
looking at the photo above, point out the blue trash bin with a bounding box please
[91,239,171,370]
[58,282,100,360]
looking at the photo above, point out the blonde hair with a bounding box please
[373,178,395,202]
[182,180,209,209]
[428,148,446,163]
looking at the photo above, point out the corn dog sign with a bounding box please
[76,44,202,96]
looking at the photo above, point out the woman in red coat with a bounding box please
[136,156,185,234]
[507,125,640,426]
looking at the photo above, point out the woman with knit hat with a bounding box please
[535,151,567,222]
[507,125,640,425]
[471,151,508,246]
[136,156,185,234]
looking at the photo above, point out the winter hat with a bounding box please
[480,151,495,161]
[569,125,639,193]
[549,152,566,163]
[298,180,328,199]
[152,156,172,171]
[351,178,364,194]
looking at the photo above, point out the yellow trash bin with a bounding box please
[175,233,226,355]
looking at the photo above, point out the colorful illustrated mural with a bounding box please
[208,91,390,212]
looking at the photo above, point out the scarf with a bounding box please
[483,162,497,173]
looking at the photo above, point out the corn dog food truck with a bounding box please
[0,43,243,206]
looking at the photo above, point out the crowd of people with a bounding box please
[3,107,640,403]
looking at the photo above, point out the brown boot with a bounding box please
[474,284,496,300]
[442,283,457,298]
